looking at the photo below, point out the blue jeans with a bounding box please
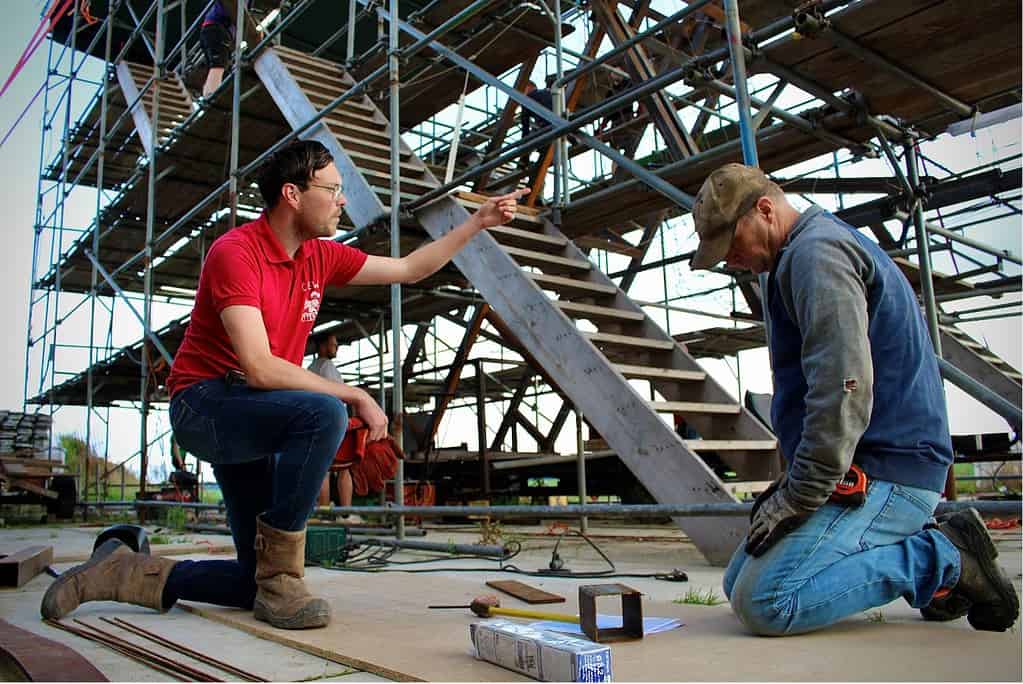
[723,479,961,636]
[160,378,347,610]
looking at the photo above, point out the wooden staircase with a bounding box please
[940,324,1021,413]
[253,46,780,564]
[114,61,195,155]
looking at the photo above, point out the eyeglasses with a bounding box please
[307,183,344,201]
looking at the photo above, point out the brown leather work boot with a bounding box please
[930,508,1019,631]
[252,518,330,629]
[40,539,177,620]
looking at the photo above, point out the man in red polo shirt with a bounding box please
[42,140,524,630]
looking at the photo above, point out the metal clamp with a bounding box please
[579,584,644,643]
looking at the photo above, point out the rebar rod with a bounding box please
[105,618,266,682]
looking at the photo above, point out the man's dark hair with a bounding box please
[257,140,334,208]
[311,331,337,349]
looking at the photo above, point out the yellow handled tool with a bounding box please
[428,595,580,623]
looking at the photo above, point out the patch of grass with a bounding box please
[865,610,885,623]
[674,588,725,606]
[149,534,170,545]
[163,506,188,531]
[477,519,503,546]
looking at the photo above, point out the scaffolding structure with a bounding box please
[22,0,1022,561]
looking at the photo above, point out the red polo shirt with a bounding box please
[166,214,367,397]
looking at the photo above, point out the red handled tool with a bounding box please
[830,464,867,506]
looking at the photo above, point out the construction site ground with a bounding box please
[1,516,1020,681]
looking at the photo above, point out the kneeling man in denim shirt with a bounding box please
[690,163,1017,635]
[42,141,525,630]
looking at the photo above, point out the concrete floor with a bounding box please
[1,515,1020,681]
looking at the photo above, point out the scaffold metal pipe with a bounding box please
[389,0,405,540]
[388,14,704,211]
[165,0,216,66]
[120,499,1023,519]
[552,0,714,90]
[723,0,759,167]
[401,0,500,59]
[317,500,1022,518]
[84,250,173,364]
[113,0,161,65]
[938,358,1022,436]
[246,0,317,59]
[906,143,943,354]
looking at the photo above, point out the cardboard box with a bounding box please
[470,620,612,682]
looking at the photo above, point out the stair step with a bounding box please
[558,301,644,323]
[335,135,412,159]
[613,364,705,381]
[530,273,616,297]
[346,148,424,175]
[360,167,436,191]
[505,246,591,273]
[455,196,542,225]
[370,186,424,203]
[585,332,674,351]
[300,84,376,114]
[650,401,741,415]
[284,65,351,91]
[325,118,391,142]
[488,224,567,250]
[683,439,778,451]
[276,45,349,75]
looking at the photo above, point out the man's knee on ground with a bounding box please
[729,570,798,637]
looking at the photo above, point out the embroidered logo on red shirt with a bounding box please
[301,280,322,322]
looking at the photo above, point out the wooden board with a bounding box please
[0,618,108,681]
[179,569,1021,681]
[0,546,54,589]
[485,579,566,605]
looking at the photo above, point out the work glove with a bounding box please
[745,473,814,557]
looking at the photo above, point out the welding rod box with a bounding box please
[470,619,612,682]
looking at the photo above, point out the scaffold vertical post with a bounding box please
[87,1,118,510]
[229,0,245,229]
[389,0,405,539]
[576,410,588,533]
[347,0,358,64]
[59,0,82,509]
[723,0,759,167]
[141,0,167,502]
[905,141,942,356]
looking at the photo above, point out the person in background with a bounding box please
[308,331,360,523]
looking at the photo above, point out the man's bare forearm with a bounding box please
[246,354,363,403]
[403,214,484,282]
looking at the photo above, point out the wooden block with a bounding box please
[0,546,54,588]
[486,579,566,605]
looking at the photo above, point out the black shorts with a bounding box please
[200,23,232,68]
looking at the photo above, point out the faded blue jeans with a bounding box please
[160,378,347,610]
[723,479,962,636]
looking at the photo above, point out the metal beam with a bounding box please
[591,0,695,160]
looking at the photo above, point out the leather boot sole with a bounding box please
[947,509,1019,631]
[41,539,125,620]
[253,598,330,630]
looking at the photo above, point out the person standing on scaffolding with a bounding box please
[41,140,527,630]
[200,1,258,98]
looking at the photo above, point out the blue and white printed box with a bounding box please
[470,620,613,682]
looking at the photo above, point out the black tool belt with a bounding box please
[224,369,248,387]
